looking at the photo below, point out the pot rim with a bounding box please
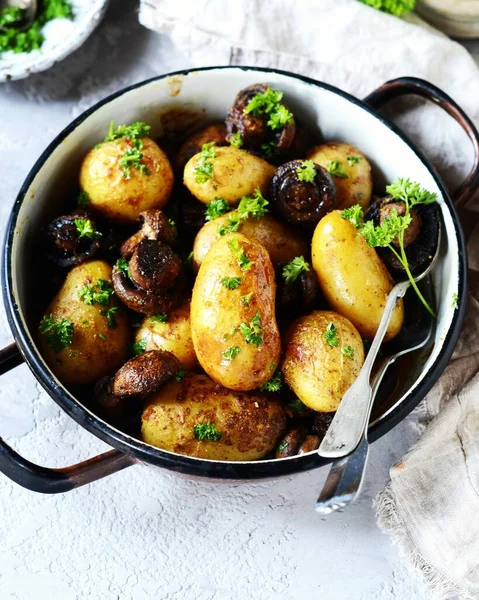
[1,65,468,479]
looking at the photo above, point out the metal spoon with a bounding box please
[318,224,441,461]
[0,0,37,32]
[315,287,434,514]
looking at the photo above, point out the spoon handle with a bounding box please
[318,280,410,458]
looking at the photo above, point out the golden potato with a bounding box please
[184,145,275,206]
[282,310,364,412]
[38,260,130,385]
[141,373,287,460]
[79,137,174,223]
[312,211,404,341]
[191,233,281,391]
[174,123,226,171]
[193,213,308,271]
[306,142,372,210]
[135,298,199,370]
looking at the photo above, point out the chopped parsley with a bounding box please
[282,256,310,285]
[175,367,186,382]
[39,314,74,353]
[98,333,107,341]
[100,306,119,329]
[289,398,307,413]
[324,322,340,347]
[194,142,217,184]
[0,6,23,29]
[260,140,276,157]
[244,87,294,131]
[205,197,230,221]
[277,440,289,453]
[227,238,254,271]
[222,346,241,361]
[296,160,317,183]
[342,345,355,359]
[77,190,90,207]
[193,422,223,442]
[341,177,438,316]
[452,293,459,309]
[229,132,243,148]
[132,339,147,356]
[78,279,115,307]
[347,156,361,166]
[241,292,253,307]
[240,311,264,346]
[236,189,269,220]
[259,371,283,392]
[218,213,241,236]
[221,277,242,290]
[104,121,151,142]
[74,218,101,240]
[151,313,168,324]
[119,138,150,180]
[116,257,130,280]
[358,0,415,17]
[327,160,349,179]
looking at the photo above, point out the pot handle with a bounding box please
[0,343,137,493]
[364,76,479,208]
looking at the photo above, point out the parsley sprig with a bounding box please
[194,142,217,184]
[327,160,349,179]
[282,256,310,285]
[244,87,294,131]
[74,218,101,240]
[104,121,151,142]
[217,189,269,236]
[358,0,415,17]
[221,277,242,290]
[259,370,283,392]
[229,132,243,148]
[240,311,264,346]
[39,314,74,353]
[205,197,230,221]
[222,346,240,361]
[227,238,255,272]
[116,257,131,280]
[119,139,151,180]
[132,339,147,356]
[78,279,115,307]
[324,323,340,347]
[193,422,223,442]
[296,160,317,183]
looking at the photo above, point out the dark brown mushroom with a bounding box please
[364,196,440,276]
[274,426,307,459]
[45,214,100,267]
[174,123,227,172]
[120,210,177,257]
[112,350,182,399]
[269,160,336,228]
[276,264,321,316]
[94,376,129,422]
[112,240,185,315]
[297,435,321,454]
[225,83,296,160]
[312,412,334,440]
[178,187,206,234]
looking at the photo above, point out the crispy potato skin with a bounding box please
[191,233,281,391]
[193,213,308,271]
[312,211,404,341]
[183,146,276,206]
[79,138,174,223]
[282,310,364,412]
[135,298,199,370]
[174,123,227,171]
[141,373,287,460]
[39,260,130,385]
[306,142,372,210]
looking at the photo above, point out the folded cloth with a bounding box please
[140,1,479,597]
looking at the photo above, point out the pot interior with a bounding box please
[6,67,462,469]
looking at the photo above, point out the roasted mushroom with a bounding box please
[364,196,440,275]
[312,412,334,439]
[112,239,185,315]
[120,210,177,257]
[276,262,321,317]
[274,426,307,459]
[45,214,100,267]
[269,160,336,228]
[174,123,227,171]
[225,83,296,159]
[297,435,320,454]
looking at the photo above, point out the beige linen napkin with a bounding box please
[140,1,479,596]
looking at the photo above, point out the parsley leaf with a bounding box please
[78,279,115,307]
[74,218,101,240]
[77,190,90,207]
[358,0,415,18]
[193,422,223,442]
[241,292,253,307]
[221,277,242,290]
[229,132,243,148]
[222,346,241,361]
[324,322,340,347]
[260,140,276,157]
[277,440,289,453]
[100,306,119,329]
[98,333,107,341]
[227,238,254,271]
[151,313,168,324]
[327,160,349,179]
[267,104,294,130]
[116,257,130,280]
[205,197,230,221]
[243,87,293,131]
[104,121,151,142]
[175,367,186,382]
[240,311,264,346]
[132,339,147,356]
[39,314,74,353]
[259,371,283,392]
[359,209,412,247]
[342,345,355,359]
[119,138,150,180]
[218,213,241,236]
[341,205,364,229]
[296,160,317,183]
[347,156,361,166]
[288,398,307,413]
[386,177,437,207]
[236,189,269,220]
[194,142,217,184]
[282,256,310,285]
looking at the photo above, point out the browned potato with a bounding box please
[80,137,174,223]
[282,310,364,412]
[184,146,276,206]
[174,123,227,171]
[312,210,404,341]
[193,213,308,271]
[191,233,281,391]
[39,260,130,385]
[135,298,199,370]
[306,142,372,210]
[141,373,287,460]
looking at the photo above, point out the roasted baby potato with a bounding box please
[312,211,404,341]
[183,145,276,206]
[306,142,372,210]
[282,310,364,412]
[39,260,130,385]
[191,233,281,391]
[135,298,199,371]
[79,137,174,223]
[141,373,287,460]
[192,213,308,271]
[174,123,227,171]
